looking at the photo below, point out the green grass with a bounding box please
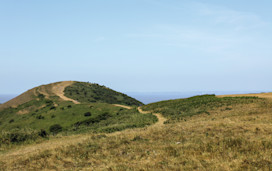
[0,101,156,133]
[64,82,143,106]
[0,94,156,146]
[0,81,155,146]
[142,94,265,123]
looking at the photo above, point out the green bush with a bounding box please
[50,106,56,110]
[38,129,48,138]
[84,112,92,117]
[36,115,45,119]
[49,124,62,135]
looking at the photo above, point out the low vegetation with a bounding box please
[0,100,156,141]
[142,94,266,123]
[64,82,143,106]
[0,128,46,145]
[1,96,272,170]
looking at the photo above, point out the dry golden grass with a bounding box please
[218,92,272,99]
[0,88,36,111]
[0,81,79,112]
[1,99,272,170]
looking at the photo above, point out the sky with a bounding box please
[1,0,272,94]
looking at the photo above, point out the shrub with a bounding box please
[50,106,56,110]
[36,115,45,119]
[9,119,14,123]
[38,94,45,99]
[84,112,92,117]
[38,129,48,138]
[45,100,53,106]
[49,124,62,135]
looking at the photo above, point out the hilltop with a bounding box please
[0,81,142,111]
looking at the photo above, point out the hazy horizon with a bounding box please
[0,90,268,104]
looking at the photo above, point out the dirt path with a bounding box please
[138,107,167,126]
[113,104,167,126]
[113,104,132,109]
[51,81,80,104]
[36,86,50,99]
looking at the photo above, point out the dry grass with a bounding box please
[0,88,36,111]
[0,81,78,111]
[217,92,272,99]
[1,99,272,170]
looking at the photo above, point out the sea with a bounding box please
[0,91,265,105]
[0,94,17,104]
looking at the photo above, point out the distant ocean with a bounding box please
[0,91,266,105]
[0,94,17,104]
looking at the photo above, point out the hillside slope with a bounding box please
[0,81,74,111]
[64,82,143,106]
[141,94,266,123]
[0,81,142,111]
[0,81,152,136]
[1,93,272,170]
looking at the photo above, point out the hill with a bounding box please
[0,81,143,111]
[1,92,272,170]
[141,94,266,123]
[64,81,143,106]
[0,81,154,138]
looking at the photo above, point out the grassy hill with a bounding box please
[0,81,155,146]
[64,82,143,106]
[1,92,272,170]
[141,94,266,123]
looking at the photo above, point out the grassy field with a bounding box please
[0,98,156,148]
[141,94,266,123]
[1,94,272,170]
[1,95,272,170]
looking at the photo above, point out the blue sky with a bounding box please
[1,0,272,94]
